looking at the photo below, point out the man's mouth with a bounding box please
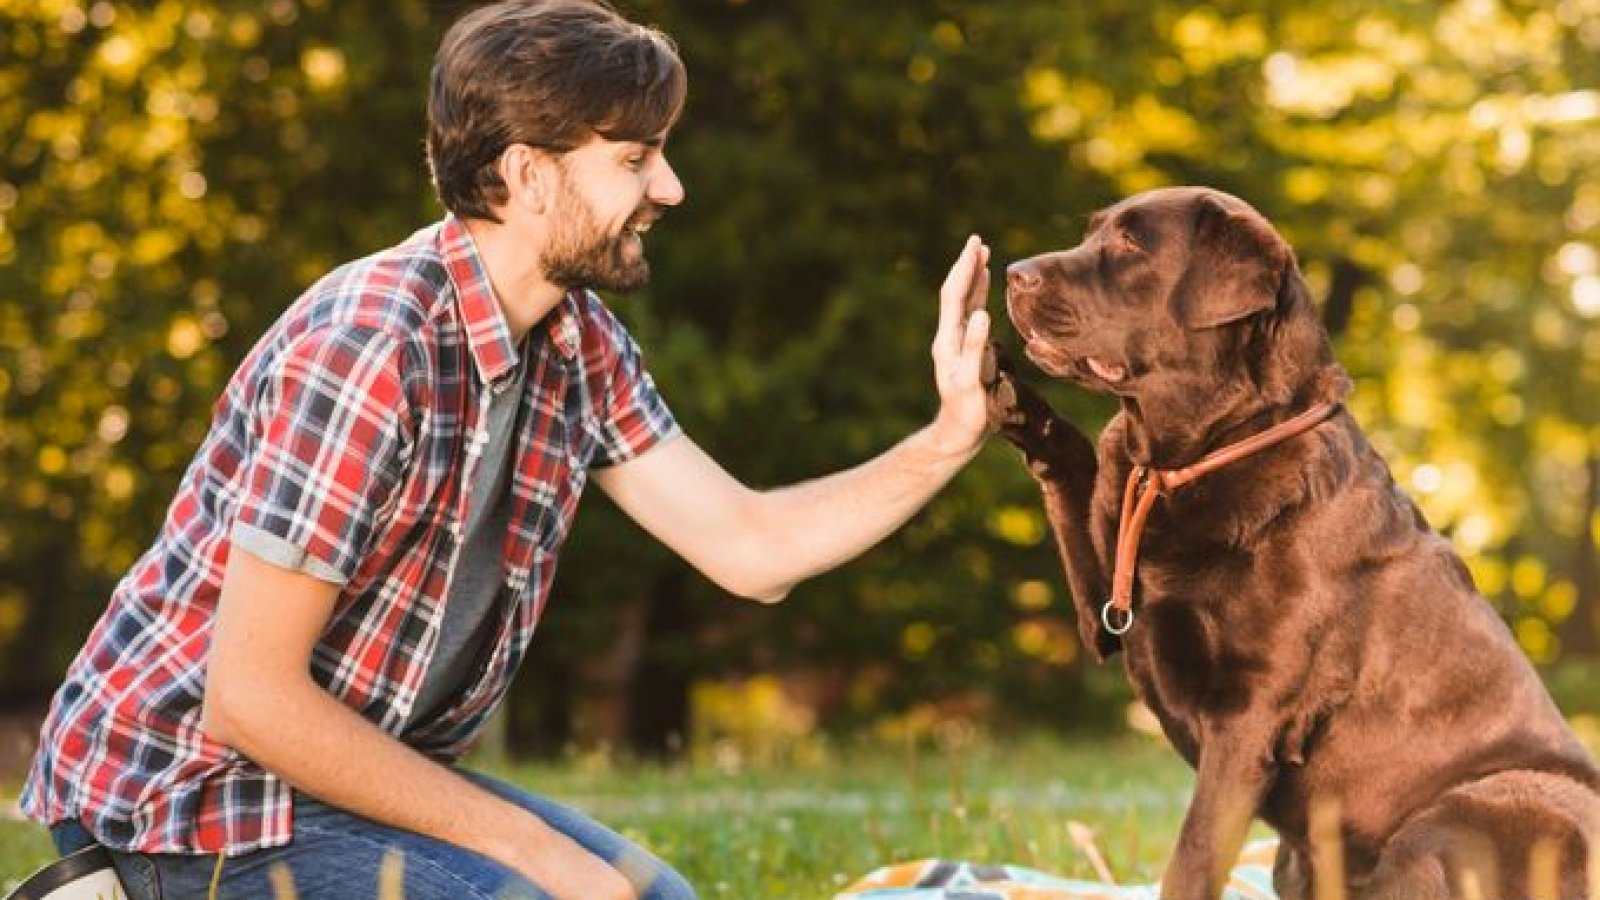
[623,207,663,238]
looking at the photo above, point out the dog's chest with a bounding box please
[1118,561,1283,755]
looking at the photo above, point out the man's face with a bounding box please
[541,135,684,294]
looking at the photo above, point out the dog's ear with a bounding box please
[1174,195,1291,329]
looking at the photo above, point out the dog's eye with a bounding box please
[1116,230,1143,254]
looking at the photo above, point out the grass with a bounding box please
[502,733,1197,897]
[0,732,1195,898]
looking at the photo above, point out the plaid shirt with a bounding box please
[21,216,679,855]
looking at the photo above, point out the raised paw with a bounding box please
[982,343,1024,433]
[982,343,1053,446]
[982,343,1096,479]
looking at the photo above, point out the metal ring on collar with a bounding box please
[1101,601,1134,635]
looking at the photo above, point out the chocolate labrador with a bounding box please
[986,186,1599,899]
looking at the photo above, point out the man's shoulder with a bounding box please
[297,222,454,339]
[232,223,462,397]
[569,289,642,359]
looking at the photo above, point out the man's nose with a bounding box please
[648,156,685,207]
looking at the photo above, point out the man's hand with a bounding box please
[510,825,638,900]
[928,234,993,458]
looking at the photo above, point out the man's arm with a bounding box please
[594,236,993,602]
[201,549,635,900]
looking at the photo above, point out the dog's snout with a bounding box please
[1006,263,1044,295]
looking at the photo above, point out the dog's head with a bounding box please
[1005,186,1347,463]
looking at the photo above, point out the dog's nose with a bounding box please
[1006,264,1043,295]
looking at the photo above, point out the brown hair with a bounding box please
[426,0,687,221]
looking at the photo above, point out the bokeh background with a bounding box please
[0,0,1597,770]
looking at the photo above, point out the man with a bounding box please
[20,1,995,898]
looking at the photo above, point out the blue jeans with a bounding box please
[50,769,696,900]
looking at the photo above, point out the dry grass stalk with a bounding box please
[1309,797,1346,900]
[206,852,226,900]
[378,850,405,900]
[999,809,1038,868]
[1528,837,1560,900]
[1067,819,1117,885]
[268,861,297,900]
[1453,833,1497,900]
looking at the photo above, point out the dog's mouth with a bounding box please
[1008,284,1130,387]
[1083,357,1128,383]
[1018,329,1128,386]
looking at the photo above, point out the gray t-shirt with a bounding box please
[407,355,533,725]
[231,349,534,729]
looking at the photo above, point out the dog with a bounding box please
[984,186,1600,899]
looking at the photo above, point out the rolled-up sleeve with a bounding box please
[231,325,411,583]
[586,311,679,469]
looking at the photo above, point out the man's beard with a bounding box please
[542,182,657,294]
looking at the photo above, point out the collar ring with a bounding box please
[1101,601,1134,636]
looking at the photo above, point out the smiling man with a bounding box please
[19,2,995,899]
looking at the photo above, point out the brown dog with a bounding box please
[988,186,1600,899]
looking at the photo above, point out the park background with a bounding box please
[0,0,1597,893]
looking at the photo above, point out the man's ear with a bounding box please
[498,143,553,216]
[1174,195,1292,329]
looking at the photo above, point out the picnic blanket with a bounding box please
[834,838,1278,900]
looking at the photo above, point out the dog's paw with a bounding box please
[982,343,1054,441]
[981,343,1029,433]
[983,343,1098,480]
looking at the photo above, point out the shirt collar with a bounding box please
[439,216,581,389]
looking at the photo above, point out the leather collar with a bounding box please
[1102,402,1342,635]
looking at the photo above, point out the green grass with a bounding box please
[536,734,1197,898]
[1,733,1195,898]
[0,818,53,892]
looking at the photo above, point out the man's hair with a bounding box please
[426,0,687,221]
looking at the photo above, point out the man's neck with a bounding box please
[462,217,566,342]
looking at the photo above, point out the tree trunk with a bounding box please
[506,656,577,758]
[625,569,695,758]
[1320,257,1368,339]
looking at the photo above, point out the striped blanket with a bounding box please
[835,839,1278,900]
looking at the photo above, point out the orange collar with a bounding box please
[1102,403,1341,635]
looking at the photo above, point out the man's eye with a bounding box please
[624,156,645,171]
[1118,230,1142,253]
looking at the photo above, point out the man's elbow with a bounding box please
[736,582,790,605]
[714,566,792,605]
[200,680,242,748]
[200,664,277,751]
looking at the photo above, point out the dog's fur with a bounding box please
[987,186,1600,899]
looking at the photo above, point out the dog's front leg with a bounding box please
[1161,734,1274,900]
[984,349,1117,659]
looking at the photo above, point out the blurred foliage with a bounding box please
[0,0,1596,747]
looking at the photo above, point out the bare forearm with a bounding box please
[205,676,541,869]
[209,685,633,897]
[203,545,635,900]
[743,423,979,599]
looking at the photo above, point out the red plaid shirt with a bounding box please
[21,216,679,855]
